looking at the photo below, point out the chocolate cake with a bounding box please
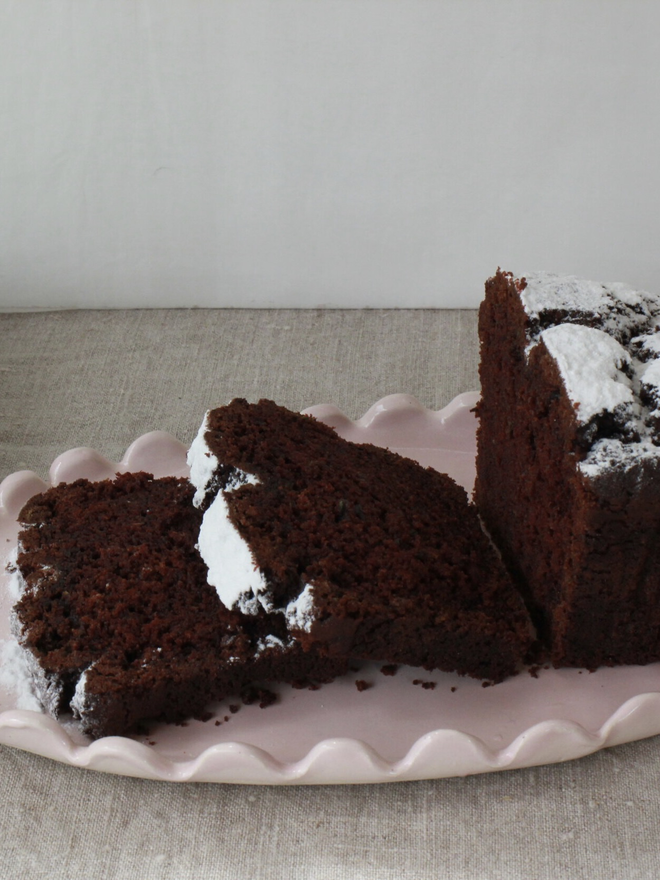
[10,472,346,739]
[476,269,660,669]
[187,398,534,682]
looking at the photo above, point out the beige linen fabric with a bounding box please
[0,308,477,479]
[1,308,659,880]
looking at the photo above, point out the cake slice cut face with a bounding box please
[475,269,660,669]
[188,398,534,682]
[10,472,346,739]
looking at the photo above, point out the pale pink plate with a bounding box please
[2,392,660,784]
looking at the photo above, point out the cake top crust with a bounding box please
[500,270,660,476]
[540,324,634,426]
[519,271,660,345]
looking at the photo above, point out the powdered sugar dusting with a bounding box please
[632,332,660,360]
[254,634,296,656]
[0,639,43,712]
[540,324,634,425]
[522,273,621,316]
[510,270,660,475]
[285,584,316,632]
[187,411,219,507]
[196,476,272,613]
[189,407,271,611]
[4,545,24,602]
[520,271,659,345]
[70,665,93,719]
[641,360,660,408]
[188,409,260,508]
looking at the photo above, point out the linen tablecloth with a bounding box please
[1,308,659,879]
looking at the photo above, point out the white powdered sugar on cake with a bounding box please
[196,482,273,614]
[17,648,66,716]
[0,639,43,713]
[70,665,94,720]
[285,584,316,632]
[632,331,660,360]
[188,412,274,613]
[254,634,296,656]
[513,271,660,475]
[520,271,660,344]
[187,411,220,507]
[69,663,102,720]
[641,359,660,413]
[2,545,63,715]
[187,406,318,623]
[540,324,635,425]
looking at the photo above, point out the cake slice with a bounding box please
[187,398,534,682]
[475,269,660,669]
[10,472,346,739]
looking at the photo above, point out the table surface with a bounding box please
[1,307,659,880]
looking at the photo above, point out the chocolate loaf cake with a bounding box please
[10,472,346,739]
[475,269,660,669]
[188,398,534,682]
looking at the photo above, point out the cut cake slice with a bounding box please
[10,472,346,739]
[188,398,534,682]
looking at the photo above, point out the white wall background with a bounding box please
[2,0,660,310]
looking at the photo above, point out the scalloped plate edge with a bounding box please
[3,690,660,784]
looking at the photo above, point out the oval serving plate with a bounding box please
[2,392,660,784]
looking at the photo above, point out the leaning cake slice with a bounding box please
[188,398,534,682]
[476,269,660,669]
[10,472,346,739]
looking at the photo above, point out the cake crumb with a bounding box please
[355,679,372,692]
[380,664,398,676]
[258,690,278,709]
[412,678,436,689]
[229,704,240,714]
[133,723,151,738]
[214,720,222,726]
[242,685,278,708]
[450,686,457,692]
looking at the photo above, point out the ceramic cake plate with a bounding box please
[2,392,660,785]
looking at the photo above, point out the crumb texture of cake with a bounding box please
[475,269,660,669]
[11,472,346,739]
[188,398,534,683]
